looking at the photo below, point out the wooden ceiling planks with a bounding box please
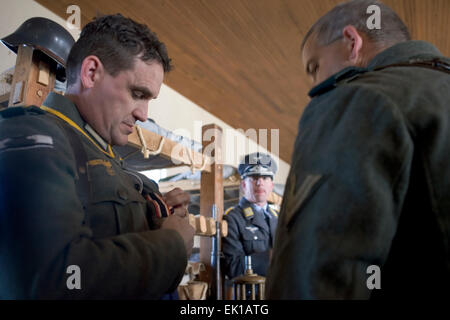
[36,0,450,163]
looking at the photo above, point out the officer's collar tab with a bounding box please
[308,66,368,98]
[239,198,255,219]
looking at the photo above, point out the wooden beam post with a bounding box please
[8,45,56,107]
[199,123,224,298]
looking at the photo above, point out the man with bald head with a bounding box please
[266,0,449,299]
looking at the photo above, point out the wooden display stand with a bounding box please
[7,45,56,107]
[189,214,227,237]
[199,124,224,299]
[132,122,228,300]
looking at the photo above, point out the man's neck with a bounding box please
[63,92,82,112]
[64,92,109,150]
[360,41,387,68]
[251,200,268,209]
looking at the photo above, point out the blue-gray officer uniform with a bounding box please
[222,152,279,279]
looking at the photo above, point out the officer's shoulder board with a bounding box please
[224,206,235,216]
[308,66,369,98]
[224,206,255,218]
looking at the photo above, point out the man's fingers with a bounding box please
[163,188,190,207]
[161,214,195,257]
[172,206,188,218]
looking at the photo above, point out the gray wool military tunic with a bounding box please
[0,92,187,299]
[266,41,450,299]
[222,197,278,279]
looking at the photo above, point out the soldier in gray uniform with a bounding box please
[0,14,194,299]
[266,0,450,299]
[222,152,279,280]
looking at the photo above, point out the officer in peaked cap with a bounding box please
[238,152,278,180]
[222,152,279,282]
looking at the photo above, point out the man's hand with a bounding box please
[163,188,190,217]
[161,188,194,256]
[161,214,195,257]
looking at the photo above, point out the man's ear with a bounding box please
[342,25,364,64]
[79,55,104,89]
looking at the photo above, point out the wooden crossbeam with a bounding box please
[127,125,211,172]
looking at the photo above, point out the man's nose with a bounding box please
[132,102,148,122]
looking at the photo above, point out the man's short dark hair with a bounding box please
[66,14,172,86]
[301,0,411,51]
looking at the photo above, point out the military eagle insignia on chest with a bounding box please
[245,226,259,233]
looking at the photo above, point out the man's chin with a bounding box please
[255,195,268,203]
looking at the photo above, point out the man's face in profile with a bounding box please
[302,34,352,88]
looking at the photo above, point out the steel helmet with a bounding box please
[1,17,75,81]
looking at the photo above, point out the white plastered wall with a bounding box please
[0,0,290,184]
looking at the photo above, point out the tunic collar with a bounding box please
[42,92,115,157]
[239,197,272,219]
[308,41,443,98]
[367,40,442,70]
